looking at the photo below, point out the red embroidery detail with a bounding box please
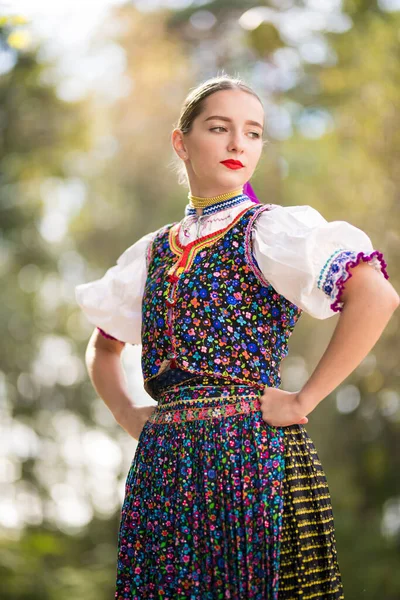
[167,273,179,283]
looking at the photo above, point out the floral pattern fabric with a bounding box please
[114,202,345,599]
[140,204,303,399]
[115,380,344,599]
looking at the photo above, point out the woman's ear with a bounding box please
[171,129,188,160]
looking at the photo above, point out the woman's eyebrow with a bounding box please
[204,115,263,130]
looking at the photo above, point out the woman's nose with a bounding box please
[228,133,245,152]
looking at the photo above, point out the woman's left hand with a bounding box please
[260,387,310,427]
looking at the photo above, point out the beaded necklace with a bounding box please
[188,185,244,208]
[184,193,251,217]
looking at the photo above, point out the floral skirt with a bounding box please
[115,380,344,599]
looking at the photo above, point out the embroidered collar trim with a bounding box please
[184,193,251,217]
[168,205,255,276]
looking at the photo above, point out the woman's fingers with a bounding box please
[260,387,310,427]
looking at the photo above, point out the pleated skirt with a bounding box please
[115,381,344,599]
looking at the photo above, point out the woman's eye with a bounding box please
[210,127,260,139]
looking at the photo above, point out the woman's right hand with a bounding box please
[118,404,157,441]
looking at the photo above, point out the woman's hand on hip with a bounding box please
[260,387,310,427]
[118,404,157,441]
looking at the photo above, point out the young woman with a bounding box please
[75,75,399,599]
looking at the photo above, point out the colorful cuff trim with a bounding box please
[97,327,123,342]
[317,249,389,313]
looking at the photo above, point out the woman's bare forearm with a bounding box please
[85,335,157,441]
[85,343,135,424]
[298,274,399,412]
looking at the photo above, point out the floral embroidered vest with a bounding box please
[141,204,303,397]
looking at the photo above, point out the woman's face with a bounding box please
[172,89,265,196]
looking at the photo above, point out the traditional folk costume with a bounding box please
[75,183,389,599]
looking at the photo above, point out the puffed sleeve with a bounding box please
[75,228,159,344]
[250,204,389,319]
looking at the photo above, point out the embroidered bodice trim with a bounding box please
[244,203,279,287]
[168,204,255,276]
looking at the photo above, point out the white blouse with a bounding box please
[75,200,388,344]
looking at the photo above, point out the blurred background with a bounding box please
[0,0,399,598]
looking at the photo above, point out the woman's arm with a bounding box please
[85,329,156,440]
[297,262,400,413]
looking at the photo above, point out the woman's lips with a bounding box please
[220,160,244,170]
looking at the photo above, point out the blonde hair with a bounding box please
[169,72,265,188]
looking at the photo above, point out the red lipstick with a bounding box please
[220,160,244,170]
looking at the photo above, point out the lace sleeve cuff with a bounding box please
[317,248,390,313]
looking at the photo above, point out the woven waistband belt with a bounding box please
[148,383,263,425]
